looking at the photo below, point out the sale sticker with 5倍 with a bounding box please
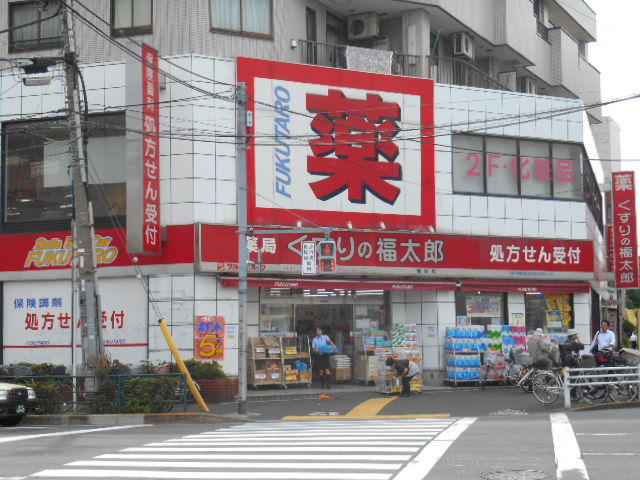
[195,315,225,361]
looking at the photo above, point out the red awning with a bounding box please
[220,277,457,291]
[461,280,591,294]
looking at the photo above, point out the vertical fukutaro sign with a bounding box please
[612,171,639,289]
[237,57,435,230]
[126,42,161,254]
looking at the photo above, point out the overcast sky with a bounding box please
[588,0,640,165]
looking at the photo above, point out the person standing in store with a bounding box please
[312,326,335,390]
[386,356,420,397]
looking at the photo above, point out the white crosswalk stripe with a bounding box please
[30,418,463,480]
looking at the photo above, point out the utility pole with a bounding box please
[236,82,248,415]
[61,1,103,373]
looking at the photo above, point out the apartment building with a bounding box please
[0,0,613,383]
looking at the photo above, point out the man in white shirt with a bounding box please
[591,320,616,353]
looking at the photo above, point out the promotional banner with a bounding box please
[2,278,148,365]
[0,225,194,273]
[126,42,161,254]
[195,315,226,361]
[201,225,595,279]
[612,171,639,289]
[237,57,436,231]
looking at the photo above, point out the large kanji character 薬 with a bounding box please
[306,89,403,205]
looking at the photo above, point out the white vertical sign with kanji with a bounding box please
[301,241,317,275]
[612,171,639,289]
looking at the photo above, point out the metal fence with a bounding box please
[0,373,189,414]
[563,366,640,409]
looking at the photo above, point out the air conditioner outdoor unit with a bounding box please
[452,32,474,59]
[348,13,380,41]
[519,76,537,95]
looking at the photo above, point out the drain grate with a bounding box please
[481,471,550,480]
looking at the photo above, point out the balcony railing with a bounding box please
[297,39,512,92]
[298,39,421,78]
[424,56,512,91]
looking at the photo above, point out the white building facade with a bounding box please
[0,0,612,382]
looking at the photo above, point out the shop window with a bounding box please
[9,0,62,52]
[455,291,508,327]
[210,0,272,37]
[4,113,126,224]
[524,293,574,332]
[485,137,518,196]
[452,134,484,194]
[111,0,153,36]
[520,140,551,197]
[552,143,583,199]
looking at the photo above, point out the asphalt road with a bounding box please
[1,387,638,479]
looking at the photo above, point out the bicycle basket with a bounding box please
[514,352,533,366]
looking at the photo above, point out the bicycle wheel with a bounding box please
[519,368,535,393]
[608,373,639,403]
[532,372,560,405]
[506,365,522,387]
[576,372,609,405]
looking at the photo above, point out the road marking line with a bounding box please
[0,425,149,444]
[125,446,420,452]
[346,396,399,417]
[281,414,451,420]
[32,469,392,479]
[178,434,441,439]
[147,441,429,446]
[392,417,477,480]
[550,413,590,480]
[97,453,413,461]
[67,460,402,470]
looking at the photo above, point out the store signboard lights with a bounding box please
[237,57,436,230]
[612,171,639,289]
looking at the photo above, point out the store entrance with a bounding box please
[294,304,352,350]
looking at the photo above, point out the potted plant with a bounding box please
[180,360,237,404]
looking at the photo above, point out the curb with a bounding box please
[21,412,242,426]
[570,400,640,412]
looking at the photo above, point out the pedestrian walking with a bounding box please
[386,356,420,397]
[312,326,335,390]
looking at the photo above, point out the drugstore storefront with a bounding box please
[201,224,600,383]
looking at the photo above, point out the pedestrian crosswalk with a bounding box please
[30,418,462,479]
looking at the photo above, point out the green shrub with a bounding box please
[623,319,636,337]
[175,360,227,381]
[21,378,69,414]
[121,376,181,413]
[16,363,67,376]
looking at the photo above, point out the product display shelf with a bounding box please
[281,336,312,388]
[249,337,284,388]
[354,329,393,384]
[377,324,423,394]
[444,326,483,386]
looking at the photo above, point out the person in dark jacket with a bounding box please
[386,356,420,397]
[559,329,584,367]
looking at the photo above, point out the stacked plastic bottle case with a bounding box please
[445,326,483,382]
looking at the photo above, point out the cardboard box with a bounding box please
[331,367,351,381]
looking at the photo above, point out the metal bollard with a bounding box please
[563,368,571,409]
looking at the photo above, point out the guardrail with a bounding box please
[563,366,640,409]
[0,373,189,414]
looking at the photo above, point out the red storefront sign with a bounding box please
[0,225,194,272]
[141,44,161,253]
[200,225,594,278]
[606,224,615,273]
[612,171,639,288]
[237,57,435,231]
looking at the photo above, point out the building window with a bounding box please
[455,292,508,327]
[4,114,126,224]
[452,134,584,201]
[210,0,272,36]
[8,0,62,52]
[111,0,153,36]
[524,293,574,332]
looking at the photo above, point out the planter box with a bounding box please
[196,378,239,404]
